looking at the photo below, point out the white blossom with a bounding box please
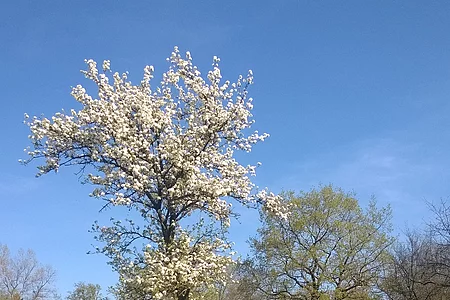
[115,228,234,300]
[24,47,286,299]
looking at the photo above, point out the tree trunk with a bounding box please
[177,288,190,300]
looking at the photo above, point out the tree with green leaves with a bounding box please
[66,282,108,300]
[244,185,394,300]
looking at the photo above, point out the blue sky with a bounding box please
[1,0,450,296]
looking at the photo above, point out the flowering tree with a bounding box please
[24,47,285,300]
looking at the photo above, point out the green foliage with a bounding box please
[66,282,108,300]
[245,185,394,299]
[0,293,21,300]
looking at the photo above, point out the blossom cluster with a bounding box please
[24,47,286,298]
[25,47,279,223]
[117,229,234,300]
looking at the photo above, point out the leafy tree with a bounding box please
[66,282,107,300]
[23,48,285,300]
[245,186,393,300]
[0,244,58,300]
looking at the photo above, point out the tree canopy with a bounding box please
[243,186,393,300]
[66,282,108,300]
[24,48,286,300]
